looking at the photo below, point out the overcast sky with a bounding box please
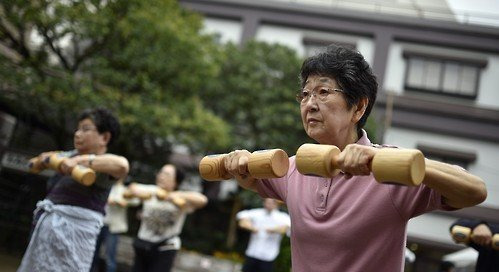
[447,0,499,27]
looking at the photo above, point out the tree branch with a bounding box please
[38,25,72,71]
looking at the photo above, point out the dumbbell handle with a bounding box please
[295,144,425,186]
[28,157,46,174]
[451,225,499,250]
[123,188,186,207]
[199,149,289,181]
[47,153,96,186]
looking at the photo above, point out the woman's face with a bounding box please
[156,164,177,191]
[300,75,364,148]
[73,118,107,154]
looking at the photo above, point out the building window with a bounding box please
[403,51,487,99]
[417,144,477,169]
[303,38,356,58]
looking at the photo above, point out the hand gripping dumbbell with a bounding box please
[123,187,186,207]
[295,144,425,186]
[451,225,499,250]
[451,225,472,244]
[199,149,289,181]
[34,153,96,186]
[28,156,49,174]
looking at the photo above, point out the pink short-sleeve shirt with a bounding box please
[255,131,452,272]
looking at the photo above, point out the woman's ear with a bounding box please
[352,97,368,123]
[101,131,111,146]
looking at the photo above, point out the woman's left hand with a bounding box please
[336,144,377,176]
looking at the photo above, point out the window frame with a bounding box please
[403,51,487,100]
[417,144,477,170]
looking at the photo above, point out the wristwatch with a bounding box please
[88,154,96,167]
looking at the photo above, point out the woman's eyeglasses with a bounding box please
[295,87,344,104]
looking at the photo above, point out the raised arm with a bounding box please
[335,144,486,209]
[168,191,208,210]
[423,159,486,209]
[62,153,129,179]
[238,218,258,233]
[224,150,259,192]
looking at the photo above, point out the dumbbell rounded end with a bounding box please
[492,234,499,250]
[28,158,43,174]
[123,190,134,199]
[72,165,96,186]
[248,149,289,179]
[451,225,471,244]
[372,149,425,186]
[296,144,341,177]
[199,154,229,181]
[156,188,168,200]
[48,154,65,170]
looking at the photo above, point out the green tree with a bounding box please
[204,40,308,155]
[0,0,230,164]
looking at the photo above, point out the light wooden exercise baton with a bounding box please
[295,144,425,186]
[156,188,187,207]
[28,157,47,174]
[451,225,472,244]
[451,225,499,250]
[124,187,186,207]
[47,153,96,186]
[199,149,289,181]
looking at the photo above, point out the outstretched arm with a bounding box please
[238,218,258,233]
[423,159,486,209]
[62,154,129,179]
[168,191,208,209]
[335,144,486,209]
[224,150,259,192]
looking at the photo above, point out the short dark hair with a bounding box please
[439,261,455,271]
[78,107,121,145]
[300,44,378,133]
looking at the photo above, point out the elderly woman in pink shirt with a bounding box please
[223,44,487,272]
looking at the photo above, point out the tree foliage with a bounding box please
[204,41,309,155]
[0,0,230,164]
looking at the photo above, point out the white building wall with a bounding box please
[478,55,499,109]
[202,17,243,44]
[255,24,375,64]
[384,42,499,110]
[384,127,499,209]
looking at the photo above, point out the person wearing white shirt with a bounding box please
[91,180,137,272]
[236,198,291,272]
[127,164,208,272]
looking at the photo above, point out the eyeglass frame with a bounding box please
[74,125,98,134]
[295,87,345,104]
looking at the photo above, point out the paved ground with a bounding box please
[0,251,21,272]
[0,236,242,272]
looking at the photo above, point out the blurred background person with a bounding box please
[91,178,138,272]
[127,164,207,272]
[236,198,291,272]
[18,107,129,272]
[450,219,499,272]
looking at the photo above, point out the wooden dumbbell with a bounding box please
[451,225,472,244]
[156,188,186,207]
[124,187,186,207]
[295,144,425,186]
[47,153,96,186]
[452,225,499,250]
[28,157,47,174]
[199,149,289,181]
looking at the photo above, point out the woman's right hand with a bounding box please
[38,151,58,164]
[224,150,252,179]
[472,224,493,247]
